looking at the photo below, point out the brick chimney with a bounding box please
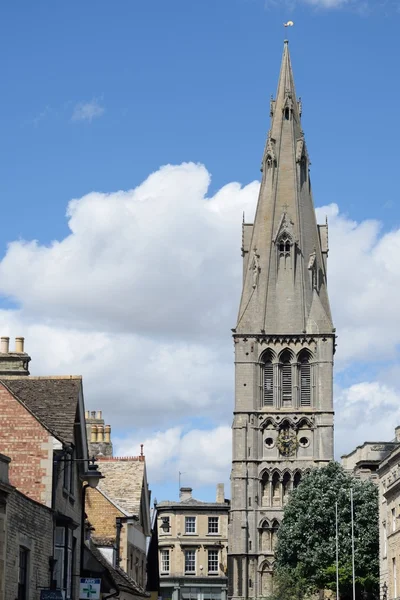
[0,337,31,376]
[180,487,193,501]
[216,483,225,503]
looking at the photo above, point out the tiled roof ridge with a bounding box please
[97,455,145,462]
[0,375,82,380]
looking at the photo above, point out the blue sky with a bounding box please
[1,0,400,503]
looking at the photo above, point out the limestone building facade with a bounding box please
[378,440,400,600]
[229,41,336,600]
[341,428,400,484]
[156,485,229,600]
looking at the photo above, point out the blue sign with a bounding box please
[40,591,63,600]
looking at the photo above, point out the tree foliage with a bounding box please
[275,462,379,600]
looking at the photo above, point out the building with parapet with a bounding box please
[229,40,336,600]
[156,485,229,600]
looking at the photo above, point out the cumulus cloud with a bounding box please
[71,98,105,123]
[0,162,399,487]
[114,425,232,489]
[335,382,400,456]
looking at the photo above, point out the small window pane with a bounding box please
[208,549,219,573]
[208,517,219,534]
[161,549,170,573]
[185,517,196,534]
[185,550,196,573]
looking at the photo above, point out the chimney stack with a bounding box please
[180,487,193,502]
[0,335,30,376]
[216,483,225,503]
[395,426,400,443]
[0,337,9,353]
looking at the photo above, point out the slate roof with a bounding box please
[96,457,145,516]
[0,377,82,445]
[87,541,149,597]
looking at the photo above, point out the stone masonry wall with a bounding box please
[0,384,52,505]
[5,489,53,600]
[86,487,124,541]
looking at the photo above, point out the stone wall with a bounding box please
[86,486,124,540]
[5,489,53,600]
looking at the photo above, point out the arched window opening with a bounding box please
[278,234,291,255]
[299,352,311,407]
[280,351,292,406]
[293,472,302,489]
[262,351,274,406]
[282,472,291,505]
[261,473,270,507]
[272,473,281,508]
[259,521,271,553]
[284,107,290,120]
[271,520,280,550]
[260,563,274,598]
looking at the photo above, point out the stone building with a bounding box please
[156,485,229,600]
[377,438,400,600]
[229,41,336,600]
[0,452,54,600]
[86,452,151,590]
[0,336,99,600]
[86,409,113,458]
[341,428,400,483]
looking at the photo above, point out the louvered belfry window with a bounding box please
[281,351,292,406]
[300,358,311,406]
[264,361,274,406]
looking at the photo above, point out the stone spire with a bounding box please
[237,40,333,336]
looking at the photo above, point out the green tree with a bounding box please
[275,462,379,600]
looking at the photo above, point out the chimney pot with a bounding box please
[180,487,193,502]
[97,425,104,442]
[15,337,24,353]
[395,426,400,442]
[104,425,111,443]
[1,337,9,353]
[98,410,102,419]
[91,411,96,418]
[91,425,98,443]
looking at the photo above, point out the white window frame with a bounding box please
[185,516,196,534]
[161,549,170,574]
[208,517,219,534]
[185,549,196,573]
[207,549,219,574]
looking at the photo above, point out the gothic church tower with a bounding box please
[229,41,335,600]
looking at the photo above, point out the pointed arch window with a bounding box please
[277,233,292,263]
[262,351,274,406]
[298,351,312,407]
[284,107,290,121]
[280,351,292,406]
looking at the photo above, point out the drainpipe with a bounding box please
[115,517,123,567]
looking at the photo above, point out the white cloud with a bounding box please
[0,162,400,486]
[71,98,105,123]
[335,381,400,457]
[114,425,232,489]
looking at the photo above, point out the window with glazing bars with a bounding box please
[300,361,311,406]
[161,549,170,573]
[263,362,273,406]
[208,517,219,534]
[185,550,196,573]
[208,550,219,573]
[185,517,196,534]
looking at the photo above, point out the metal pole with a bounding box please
[351,489,356,600]
[336,501,339,600]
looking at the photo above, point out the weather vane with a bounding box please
[283,20,294,28]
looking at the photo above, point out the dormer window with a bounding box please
[278,234,291,256]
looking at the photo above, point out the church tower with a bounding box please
[229,41,335,600]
